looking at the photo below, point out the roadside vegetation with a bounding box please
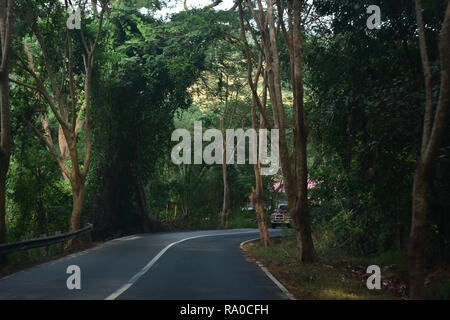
[245,236,450,300]
[0,0,449,299]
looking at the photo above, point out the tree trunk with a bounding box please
[133,117,150,233]
[67,180,84,248]
[409,164,428,299]
[292,138,317,262]
[220,116,229,228]
[58,125,70,160]
[409,0,450,299]
[0,156,8,244]
[251,82,271,247]
[136,172,150,233]
[70,182,84,231]
[290,0,317,262]
[250,186,270,246]
[265,1,297,212]
[0,0,13,252]
[132,141,151,231]
[0,70,11,245]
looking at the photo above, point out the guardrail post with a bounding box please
[86,229,92,244]
[20,236,27,262]
[55,231,62,253]
[40,234,47,257]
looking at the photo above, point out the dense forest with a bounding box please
[0,0,449,300]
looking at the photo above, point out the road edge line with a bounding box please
[239,238,296,301]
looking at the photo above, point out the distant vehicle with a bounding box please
[242,201,271,213]
[241,203,255,213]
[270,203,292,228]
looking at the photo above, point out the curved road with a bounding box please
[0,229,290,300]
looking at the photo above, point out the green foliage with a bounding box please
[84,2,227,237]
[305,0,450,260]
[3,1,449,287]
[425,279,450,300]
[226,209,258,229]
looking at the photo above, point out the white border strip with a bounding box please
[105,230,259,300]
[239,238,296,301]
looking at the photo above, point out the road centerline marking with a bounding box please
[104,230,259,300]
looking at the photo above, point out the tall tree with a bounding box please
[249,54,271,247]
[409,0,450,299]
[10,0,108,241]
[0,0,13,244]
[239,0,317,261]
[220,87,230,228]
[86,3,224,236]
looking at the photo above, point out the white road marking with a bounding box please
[119,236,142,241]
[239,238,296,300]
[105,230,259,300]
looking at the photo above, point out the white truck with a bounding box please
[270,203,292,228]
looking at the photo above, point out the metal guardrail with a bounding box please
[0,223,93,255]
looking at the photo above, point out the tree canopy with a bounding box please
[0,0,449,300]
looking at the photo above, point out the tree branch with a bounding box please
[238,0,273,129]
[0,0,13,74]
[23,117,71,179]
[415,0,434,154]
[9,78,40,92]
[423,0,450,167]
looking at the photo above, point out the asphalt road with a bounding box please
[0,228,289,300]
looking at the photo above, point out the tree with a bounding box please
[236,4,271,246]
[85,3,224,236]
[248,54,271,247]
[238,0,317,261]
[197,40,244,228]
[304,0,426,256]
[10,0,108,241]
[409,0,450,299]
[0,0,13,245]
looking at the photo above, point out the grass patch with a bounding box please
[425,279,450,299]
[226,211,258,229]
[245,236,400,300]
